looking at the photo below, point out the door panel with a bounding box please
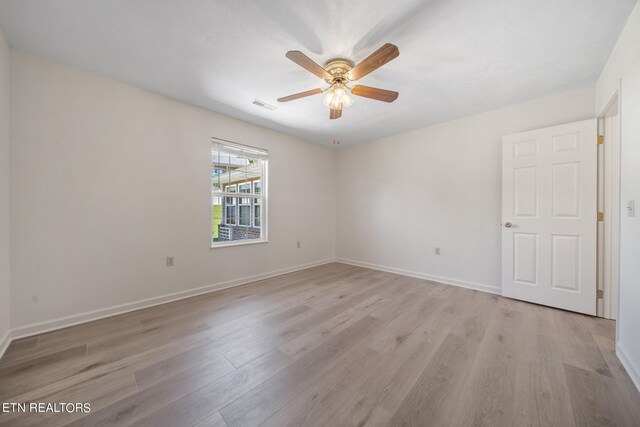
[502,119,597,315]
[551,234,580,291]
[513,233,537,285]
[514,167,538,216]
[552,162,580,217]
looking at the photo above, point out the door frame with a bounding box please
[597,90,621,320]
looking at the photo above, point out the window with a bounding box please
[223,184,236,225]
[212,139,267,247]
[224,184,236,204]
[225,205,236,225]
[239,182,251,194]
[239,204,251,226]
[253,180,261,228]
[237,182,251,226]
[253,204,261,228]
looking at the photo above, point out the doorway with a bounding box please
[597,92,621,320]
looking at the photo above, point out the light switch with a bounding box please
[628,200,636,217]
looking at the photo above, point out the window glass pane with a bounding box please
[239,182,251,194]
[212,170,221,192]
[239,205,251,226]
[225,184,236,204]
[226,151,233,187]
[212,196,223,242]
[253,180,261,194]
[211,146,222,191]
[254,205,261,227]
[226,160,263,189]
[225,205,236,225]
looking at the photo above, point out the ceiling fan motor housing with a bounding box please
[324,59,354,84]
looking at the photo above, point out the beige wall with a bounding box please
[596,1,640,390]
[0,28,10,350]
[9,50,336,329]
[336,87,595,292]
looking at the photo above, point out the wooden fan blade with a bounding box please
[351,85,399,103]
[330,106,342,120]
[277,88,324,102]
[285,51,332,80]
[348,43,399,81]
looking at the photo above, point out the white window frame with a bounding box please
[211,139,268,248]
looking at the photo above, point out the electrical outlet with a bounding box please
[435,247,441,255]
[166,256,174,267]
[296,241,301,249]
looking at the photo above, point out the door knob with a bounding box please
[504,222,512,228]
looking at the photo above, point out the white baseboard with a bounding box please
[7,258,336,344]
[335,258,501,295]
[0,329,10,359]
[3,256,500,358]
[616,342,640,393]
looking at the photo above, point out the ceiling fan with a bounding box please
[277,43,400,119]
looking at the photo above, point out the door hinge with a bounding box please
[597,212,604,222]
[597,135,604,145]
[597,289,604,299]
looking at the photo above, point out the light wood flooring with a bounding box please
[1,262,639,426]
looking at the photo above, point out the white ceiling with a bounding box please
[0,0,636,146]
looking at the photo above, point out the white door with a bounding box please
[502,119,597,315]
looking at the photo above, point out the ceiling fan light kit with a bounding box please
[323,84,354,109]
[278,43,400,120]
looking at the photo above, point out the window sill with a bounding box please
[211,239,268,249]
